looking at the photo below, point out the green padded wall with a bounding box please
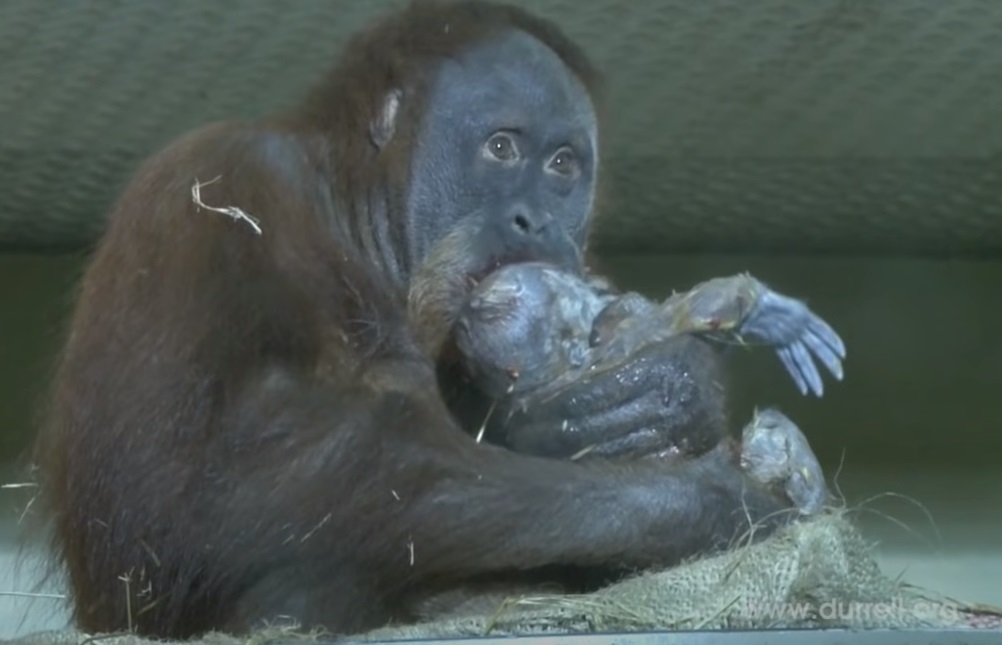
[0,0,1000,254]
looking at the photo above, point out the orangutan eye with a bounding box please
[547,147,579,177]
[484,132,519,162]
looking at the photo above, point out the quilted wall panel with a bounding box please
[0,0,1000,255]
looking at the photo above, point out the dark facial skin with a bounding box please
[404,31,593,359]
[32,2,802,639]
[404,30,595,272]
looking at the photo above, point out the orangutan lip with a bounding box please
[466,252,548,288]
[466,260,504,286]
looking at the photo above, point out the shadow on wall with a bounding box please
[0,254,84,464]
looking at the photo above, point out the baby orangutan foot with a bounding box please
[740,408,828,516]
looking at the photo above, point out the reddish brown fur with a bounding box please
[32,1,786,638]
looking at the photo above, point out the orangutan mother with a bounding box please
[34,0,834,638]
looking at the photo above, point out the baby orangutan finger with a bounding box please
[806,311,847,360]
[803,327,844,382]
[776,345,810,396]
[791,340,825,397]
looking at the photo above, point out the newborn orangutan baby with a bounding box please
[454,262,845,399]
[453,262,838,516]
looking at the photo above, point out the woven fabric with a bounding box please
[0,0,1000,252]
[9,514,1000,643]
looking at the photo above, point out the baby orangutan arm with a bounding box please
[594,274,846,398]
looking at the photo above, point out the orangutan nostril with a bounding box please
[512,213,531,235]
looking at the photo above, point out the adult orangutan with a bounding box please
[33,0,839,638]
